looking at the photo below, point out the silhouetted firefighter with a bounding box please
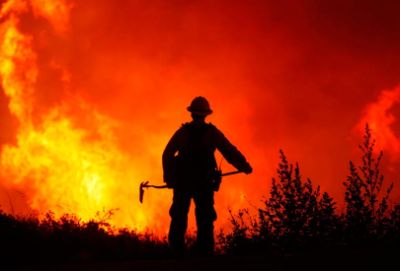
[163,96,252,255]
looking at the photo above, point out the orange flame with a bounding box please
[0,17,35,121]
[0,0,157,232]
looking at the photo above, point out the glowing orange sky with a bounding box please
[1,0,400,233]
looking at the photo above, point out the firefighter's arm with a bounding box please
[214,128,252,174]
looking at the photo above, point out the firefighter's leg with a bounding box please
[193,188,217,255]
[168,189,191,254]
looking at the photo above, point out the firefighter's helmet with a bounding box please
[187,96,213,116]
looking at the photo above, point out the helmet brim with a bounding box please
[187,106,213,116]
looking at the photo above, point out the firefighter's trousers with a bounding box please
[168,186,217,254]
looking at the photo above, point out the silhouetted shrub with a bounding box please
[221,150,339,253]
[258,150,339,248]
[0,210,168,264]
[388,204,400,242]
[343,124,393,243]
[222,124,400,255]
[218,209,263,255]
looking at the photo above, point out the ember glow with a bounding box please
[1,0,400,233]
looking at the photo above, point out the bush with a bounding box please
[221,150,339,253]
[259,150,338,248]
[0,210,169,264]
[343,124,393,243]
[222,125,400,254]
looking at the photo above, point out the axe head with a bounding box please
[139,181,149,204]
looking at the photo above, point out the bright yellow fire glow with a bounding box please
[0,0,155,232]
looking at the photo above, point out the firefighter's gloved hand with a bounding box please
[163,174,175,188]
[241,162,253,174]
[165,180,175,188]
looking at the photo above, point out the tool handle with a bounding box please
[142,171,241,190]
[221,170,242,177]
[145,184,168,189]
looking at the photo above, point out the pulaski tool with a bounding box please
[139,170,242,203]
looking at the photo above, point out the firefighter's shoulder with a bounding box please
[181,122,191,128]
[207,123,225,138]
[207,122,220,133]
[176,122,191,135]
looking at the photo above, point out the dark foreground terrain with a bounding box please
[5,246,397,271]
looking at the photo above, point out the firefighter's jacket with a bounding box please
[162,121,250,189]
